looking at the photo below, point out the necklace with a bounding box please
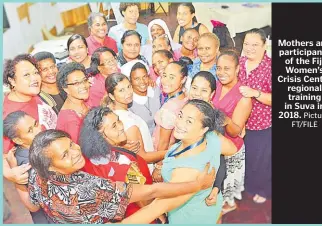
[164,91,184,104]
[143,97,152,116]
[168,137,205,158]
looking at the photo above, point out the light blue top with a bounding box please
[108,22,149,52]
[161,132,223,224]
[188,58,218,80]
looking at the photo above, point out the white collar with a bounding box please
[133,87,154,105]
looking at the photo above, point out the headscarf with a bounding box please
[147,19,173,43]
[120,59,150,78]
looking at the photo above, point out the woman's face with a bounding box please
[177,5,194,27]
[49,137,86,174]
[182,30,199,51]
[197,37,218,64]
[64,70,90,100]
[38,58,58,84]
[130,68,149,94]
[123,5,139,25]
[161,63,186,95]
[152,37,171,53]
[151,24,165,39]
[10,61,41,96]
[13,115,42,148]
[189,76,214,102]
[69,39,88,64]
[152,53,173,76]
[98,51,118,76]
[90,16,108,39]
[109,78,133,105]
[217,55,239,85]
[100,113,127,146]
[174,103,208,140]
[243,33,266,61]
[122,35,141,61]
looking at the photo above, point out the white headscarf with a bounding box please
[120,60,150,78]
[147,19,173,43]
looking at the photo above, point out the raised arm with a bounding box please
[173,26,180,43]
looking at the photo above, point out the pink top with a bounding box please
[212,81,244,150]
[3,95,57,153]
[149,66,159,82]
[56,110,84,144]
[238,53,272,130]
[152,97,188,150]
[173,48,198,61]
[86,35,118,55]
[86,73,106,108]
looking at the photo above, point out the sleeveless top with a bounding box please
[212,81,244,150]
[178,23,201,44]
[161,132,223,224]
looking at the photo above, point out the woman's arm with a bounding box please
[15,184,40,212]
[239,86,272,106]
[218,133,237,156]
[199,24,210,35]
[157,127,173,152]
[173,26,180,43]
[123,166,212,223]
[126,126,166,163]
[225,97,252,137]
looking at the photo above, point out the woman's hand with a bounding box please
[239,86,259,98]
[5,164,31,185]
[148,77,156,88]
[6,147,17,168]
[205,187,219,206]
[196,163,216,190]
[152,167,163,183]
[123,141,140,154]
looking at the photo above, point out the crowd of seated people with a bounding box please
[3,2,271,224]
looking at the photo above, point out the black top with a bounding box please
[39,91,66,114]
[178,23,201,44]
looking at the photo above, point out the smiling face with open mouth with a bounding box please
[90,16,108,39]
[11,60,42,96]
[69,39,88,64]
[177,5,195,28]
[64,70,90,100]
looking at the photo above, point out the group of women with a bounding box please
[3,2,272,224]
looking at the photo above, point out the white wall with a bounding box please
[3,3,64,59]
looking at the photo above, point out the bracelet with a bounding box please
[255,90,261,98]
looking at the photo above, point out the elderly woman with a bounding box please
[56,62,90,144]
[118,30,149,67]
[79,107,155,222]
[213,51,252,214]
[66,34,92,74]
[3,54,57,154]
[85,12,118,55]
[3,111,53,224]
[15,129,215,224]
[108,3,149,52]
[173,3,209,44]
[238,28,272,204]
[173,28,199,61]
[85,47,119,108]
[121,60,161,136]
[141,19,181,65]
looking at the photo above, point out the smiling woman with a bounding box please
[56,62,90,144]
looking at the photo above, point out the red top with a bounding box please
[3,95,57,153]
[56,110,84,144]
[82,147,155,222]
[85,73,107,108]
[212,81,244,150]
[238,53,272,130]
[86,35,118,55]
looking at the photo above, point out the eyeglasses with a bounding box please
[67,77,89,86]
[99,57,117,66]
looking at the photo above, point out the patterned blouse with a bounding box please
[28,169,132,224]
[238,53,272,130]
